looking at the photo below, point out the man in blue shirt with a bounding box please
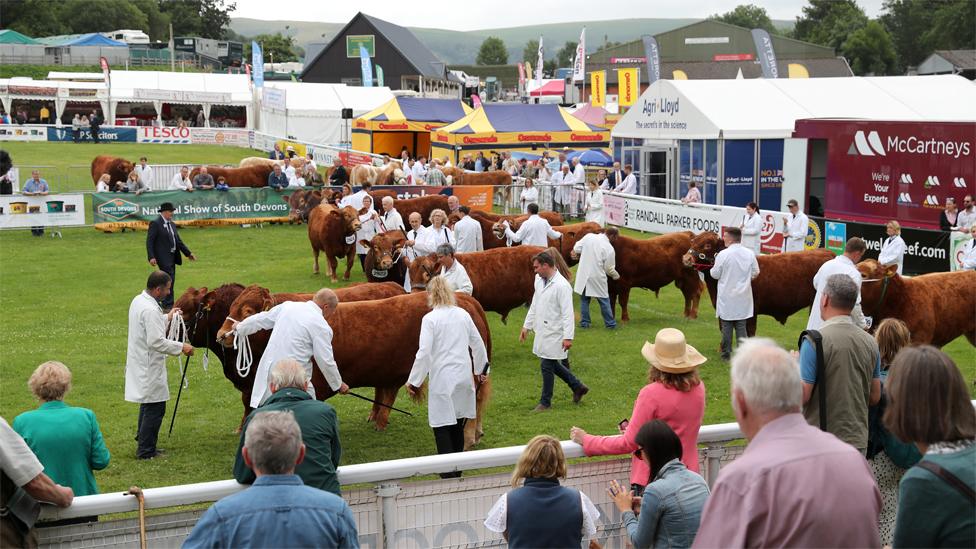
[267,163,288,191]
[183,410,359,548]
[23,170,49,236]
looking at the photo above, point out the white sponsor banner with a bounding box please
[262,87,287,112]
[133,89,232,104]
[191,128,252,147]
[138,126,191,144]
[0,194,85,229]
[0,126,48,141]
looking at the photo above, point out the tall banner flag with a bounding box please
[641,35,661,84]
[572,28,586,81]
[751,29,779,78]
[535,36,544,85]
[360,45,373,87]
[376,64,385,87]
[617,67,639,106]
[590,70,606,107]
[251,41,264,87]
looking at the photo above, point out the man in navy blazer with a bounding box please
[607,161,625,191]
[146,202,196,310]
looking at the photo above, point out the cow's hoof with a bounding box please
[373,424,388,432]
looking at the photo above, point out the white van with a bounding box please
[103,29,150,45]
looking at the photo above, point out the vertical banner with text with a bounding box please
[617,68,639,107]
[590,70,606,107]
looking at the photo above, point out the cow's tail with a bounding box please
[548,246,572,280]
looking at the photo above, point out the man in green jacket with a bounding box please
[233,359,342,495]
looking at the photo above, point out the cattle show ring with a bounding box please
[0,135,973,518]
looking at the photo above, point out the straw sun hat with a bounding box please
[641,328,707,374]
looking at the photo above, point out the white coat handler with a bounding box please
[228,288,349,408]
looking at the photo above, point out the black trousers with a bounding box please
[432,418,466,478]
[135,401,166,458]
[159,263,176,310]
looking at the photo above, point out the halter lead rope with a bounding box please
[166,313,190,389]
[226,317,253,378]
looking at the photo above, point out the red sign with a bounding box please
[713,54,754,61]
[518,133,552,142]
[378,123,408,130]
[610,57,646,64]
[794,120,976,230]
[570,133,604,142]
[339,152,373,166]
[355,120,367,129]
[462,136,498,144]
[436,134,449,143]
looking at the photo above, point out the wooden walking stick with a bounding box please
[126,486,148,549]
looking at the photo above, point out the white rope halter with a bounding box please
[166,313,190,389]
[226,317,253,378]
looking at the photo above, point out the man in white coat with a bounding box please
[551,164,572,211]
[782,199,809,253]
[125,271,194,459]
[616,165,638,194]
[230,288,349,408]
[740,202,763,255]
[379,196,404,233]
[452,206,484,252]
[960,224,976,270]
[502,203,562,247]
[436,243,473,295]
[710,228,760,361]
[807,237,869,330]
[521,250,588,411]
[571,157,586,216]
[134,156,154,189]
[572,228,621,329]
[341,182,373,211]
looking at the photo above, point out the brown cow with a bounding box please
[448,210,510,250]
[239,157,279,168]
[362,231,409,285]
[452,170,512,186]
[683,231,834,336]
[90,155,134,186]
[857,259,976,347]
[308,204,361,281]
[393,194,451,223]
[550,222,602,266]
[350,164,378,185]
[609,232,704,321]
[375,161,403,185]
[282,189,323,223]
[211,290,493,448]
[408,245,567,322]
[478,209,563,228]
[190,164,273,188]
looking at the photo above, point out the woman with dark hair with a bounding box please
[939,197,958,231]
[740,201,762,255]
[884,346,975,548]
[608,420,709,548]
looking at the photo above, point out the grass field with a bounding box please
[1,142,973,496]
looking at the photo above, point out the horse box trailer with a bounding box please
[792,119,975,230]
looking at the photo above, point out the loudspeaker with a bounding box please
[341,108,353,119]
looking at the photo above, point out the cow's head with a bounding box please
[283,190,310,222]
[856,259,899,317]
[336,205,361,233]
[407,253,439,292]
[447,211,462,229]
[216,284,275,346]
[365,232,406,271]
[491,220,508,240]
[683,231,723,270]
[173,286,209,339]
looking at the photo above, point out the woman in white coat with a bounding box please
[355,195,380,271]
[740,201,763,255]
[583,180,605,227]
[414,208,455,256]
[520,178,540,214]
[406,276,489,477]
[878,220,907,275]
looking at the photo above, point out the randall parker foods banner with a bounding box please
[91,188,291,231]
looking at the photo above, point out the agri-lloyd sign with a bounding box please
[633,96,691,132]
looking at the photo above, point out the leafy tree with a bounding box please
[160,0,236,40]
[253,33,297,63]
[556,41,577,67]
[1,0,71,37]
[523,39,539,63]
[476,36,507,65]
[61,0,148,36]
[131,0,172,42]
[843,20,898,75]
[594,40,621,53]
[923,0,975,53]
[879,0,933,69]
[543,59,558,73]
[710,4,777,33]
[794,0,869,51]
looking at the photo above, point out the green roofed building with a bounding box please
[0,29,39,45]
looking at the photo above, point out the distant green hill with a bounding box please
[230,17,796,66]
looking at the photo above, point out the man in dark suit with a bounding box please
[89,110,101,144]
[607,161,624,191]
[147,202,196,310]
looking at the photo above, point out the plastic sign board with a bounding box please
[347,35,375,58]
[617,68,639,106]
[590,71,606,107]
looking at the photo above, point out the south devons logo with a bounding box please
[97,198,139,220]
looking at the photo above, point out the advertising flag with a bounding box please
[751,29,779,79]
[535,36,544,84]
[590,70,605,107]
[251,41,264,88]
[517,62,526,85]
[360,45,373,87]
[617,67,639,106]
[641,35,661,84]
[572,28,586,81]
[376,64,385,87]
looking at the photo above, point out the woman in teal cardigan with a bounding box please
[13,361,111,497]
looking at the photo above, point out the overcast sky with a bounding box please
[230,0,887,29]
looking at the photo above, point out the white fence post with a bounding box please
[376,482,400,549]
[705,445,725,487]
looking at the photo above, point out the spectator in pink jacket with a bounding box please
[570,328,706,495]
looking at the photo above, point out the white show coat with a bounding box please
[523,272,575,360]
[341,190,370,211]
[961,238,976,270]
[414,224,455,256]
[504,214,561,247]
[585,189,605,226]
[520,186,539,213]
[573,163,586,185]
[552,171,573,205]
[355,213,380,255]
[783,212,809,252]
[379,208,405,232]
[957,208,976,230]
[404,226,426,261]
[878,235,907,275]
[125,291,184,403]
[740,212,763,255]
[807,255,863,330]
[407,306,489,428]
[236,300,343,408]
[710,243,760,321]
[572,233,619,298]
[440,260,473,294]
[412,162,427,183]
[135,164,154,188]
[169,173,192,191]
[453,215,484,252]
[617,173,637,194]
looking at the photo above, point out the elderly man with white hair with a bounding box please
[233,359,343,495]
[692,339,881,548]
[379,195,404,232]
[184,411,359,549]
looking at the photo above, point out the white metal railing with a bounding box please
[41,422,743,522]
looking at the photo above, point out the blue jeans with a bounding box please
[720,318,747,359]
[580,293,616,328]
[539,358,583,407]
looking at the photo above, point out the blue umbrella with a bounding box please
[573,148,613,167]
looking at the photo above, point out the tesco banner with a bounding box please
[138,126,191,144]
